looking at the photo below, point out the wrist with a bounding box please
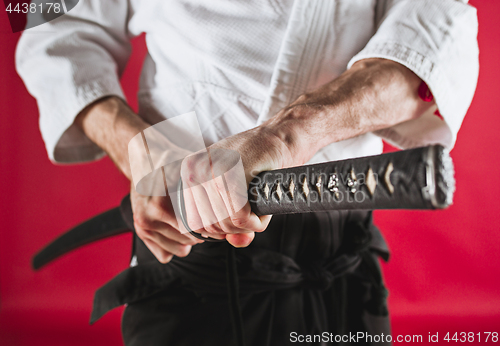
[75,96,149,179]
[264,101,336,167]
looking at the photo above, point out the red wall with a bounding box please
[1,1,499,345]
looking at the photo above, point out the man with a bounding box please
[16,0,478,344]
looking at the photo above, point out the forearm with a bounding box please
[265,58,435,167]
[75,96,149,179]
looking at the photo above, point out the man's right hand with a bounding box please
[75,96,223,263]
[130,184,206,263]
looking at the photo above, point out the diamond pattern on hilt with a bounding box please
[346,169,358,194]
[328,173,340,199]
[315,175,323,198]
[288,177,295,200]
[384,162,394,194]
[301,176,310,199]
[366,167,377,196]
[263,183,270,201]
[275,182,283,202]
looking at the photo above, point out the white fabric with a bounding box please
[16,0,478,164]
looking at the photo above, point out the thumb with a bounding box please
[226,232,255,248]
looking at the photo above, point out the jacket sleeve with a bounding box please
[16,0,133,163]
[347,0,479,150]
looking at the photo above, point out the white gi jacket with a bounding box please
[16,0,479,164]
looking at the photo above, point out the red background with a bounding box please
[1,1,499,345]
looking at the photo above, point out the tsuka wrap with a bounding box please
[249,145,454,216]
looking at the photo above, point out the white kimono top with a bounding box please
[16,0,479,164]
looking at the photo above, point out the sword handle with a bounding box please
[248,145,455,216]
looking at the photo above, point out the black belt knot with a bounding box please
[301,261,335,291]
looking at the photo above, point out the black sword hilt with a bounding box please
[248,145,454,216]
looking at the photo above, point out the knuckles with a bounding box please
[181,154,199,172]
[231,217,250,229]
[150,201,173,223]
[133,213,154,231]
[203,224,221,234]
[219,219,240,234]
[152,196,172,213]
[181,154,211,185]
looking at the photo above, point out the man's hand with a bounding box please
[179,128,291,248]
[130,184,204,263]
[75,96,215,263]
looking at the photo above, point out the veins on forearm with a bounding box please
[266,58,434,166]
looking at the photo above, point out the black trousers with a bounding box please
[98,205,390,345]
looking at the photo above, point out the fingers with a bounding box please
[201,177,230,231]
[188,182,224,234]
[147,220,200,246]
[131,187,203,264]
[142,237,173,264]
[135,221,196,263]
[226,232,255,248]
[142,229,192,257]
[176,189,227,240]
[180,154,270,248]
[148,194,179,227]
[212,177,272,235]
[186,176,257,235]
[222,196,271,234]
[134,205,200,244]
